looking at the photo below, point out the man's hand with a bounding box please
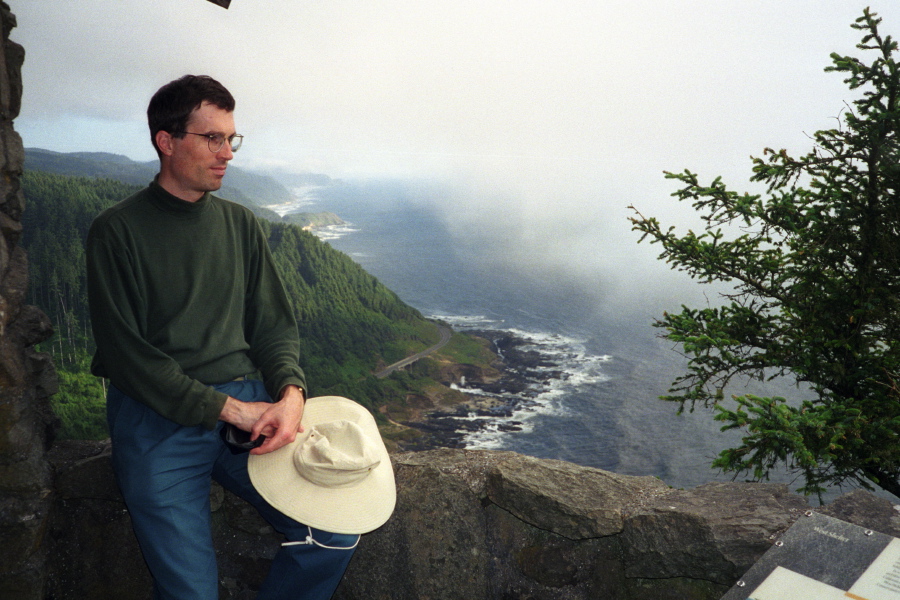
[250,385,305,455]
[218,385,306,455]
[219,396,267,430]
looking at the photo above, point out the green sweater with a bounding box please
[87,180,307,430]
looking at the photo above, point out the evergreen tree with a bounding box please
[630,10,900,497]
[22,171,141,367]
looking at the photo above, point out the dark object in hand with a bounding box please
[221,423,265,453]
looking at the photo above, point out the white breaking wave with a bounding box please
[265,187,361,242]
[264,185,324,217]
[429,314,504,329]
[312,224,360,241]
[438,317,613,450]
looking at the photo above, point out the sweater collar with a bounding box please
[148,177,213,216]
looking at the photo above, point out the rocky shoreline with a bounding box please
[395,329,568,451]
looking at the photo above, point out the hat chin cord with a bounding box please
[281,526,360,551]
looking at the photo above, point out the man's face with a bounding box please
[160,101,235,202]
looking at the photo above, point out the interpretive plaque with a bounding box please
[721,512,900,600]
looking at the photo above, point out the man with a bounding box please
[87,75,358,599]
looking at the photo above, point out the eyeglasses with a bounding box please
[176,131,244,153]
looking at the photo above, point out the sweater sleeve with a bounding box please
[87,221,228,429]
[243,220,308,400]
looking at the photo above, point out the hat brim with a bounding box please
[248,396,396,535]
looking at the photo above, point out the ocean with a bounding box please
[269,178,878,503]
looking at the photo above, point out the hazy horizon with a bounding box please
[15,1,900,316]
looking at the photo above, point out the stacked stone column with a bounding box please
[0,3,60,598]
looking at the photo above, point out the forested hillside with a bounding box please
[24,147,289,219]
[22,170,443,438]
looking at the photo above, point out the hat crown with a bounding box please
[293,420,380,489]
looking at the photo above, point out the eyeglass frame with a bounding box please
[174,131,244,153]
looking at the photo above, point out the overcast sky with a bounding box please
[13,0,900,312]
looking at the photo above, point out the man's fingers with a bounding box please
[250,429,297,455]
[252,423,276,439]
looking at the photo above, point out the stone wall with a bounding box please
[0,3,60,599]
[45,442,900,600]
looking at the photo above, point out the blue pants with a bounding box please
[107,379,359,600]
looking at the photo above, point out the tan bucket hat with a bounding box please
[248,396,396,534]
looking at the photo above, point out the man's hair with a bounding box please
[147,75,235,156]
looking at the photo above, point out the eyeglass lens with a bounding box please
[209,134,243,153]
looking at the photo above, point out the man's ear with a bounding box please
[155,130,175,157]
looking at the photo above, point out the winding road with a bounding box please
[374,324,453,378]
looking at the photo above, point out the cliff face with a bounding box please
[0,3,60,599]
[45,442,900,600]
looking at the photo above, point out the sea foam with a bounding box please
[433,315,613,450]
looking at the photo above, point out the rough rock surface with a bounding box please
[41,443,900,600]
[0,3,60,599]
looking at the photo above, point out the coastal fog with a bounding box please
[16,1,900,322]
